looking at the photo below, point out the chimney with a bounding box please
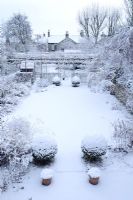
[80,30,84,37]
[48,30,50,37]
[65,31,69,38]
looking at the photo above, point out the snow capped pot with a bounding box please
[88,167,101,185]
[52,76,61,86]
[41,168,54,186]
[81,135,107,161]
[72,76,80,87]
[32,136,58,165]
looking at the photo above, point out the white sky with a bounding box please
[0,0,124,35]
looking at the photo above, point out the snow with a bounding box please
[82,135,107,149]
[52,76,60,83]
[72,76,80,83]
[40,168,54,179]
[47,35,88,44]
[88,167,101,178]
[32,136,57,158]
[1,79,133,200]
[20,61,34,69]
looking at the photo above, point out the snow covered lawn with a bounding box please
[1,79,133,200]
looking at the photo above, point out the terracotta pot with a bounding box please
[89,176,99,185]
[42,178,52,186]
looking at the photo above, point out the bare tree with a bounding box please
[124,0,133,26]
[78,9,90,38]
[78,5,107,44]
[3,13,32,51]
[89,5,107,43]
[107,9,121,36]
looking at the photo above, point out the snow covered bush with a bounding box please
[72,76,80,87]
[32,136,58,165]
[35,78,49,88]
[0,168,10,192]
[0,74,30,99]
[126,95,133,114]
[0,74,30,117]
[15,72,33,83]
[87,72,100,88]
[81,135,107,161]
[0,118,32,183]
[52,76,61,86]
[112,120,133,153]
[100,80,115,94]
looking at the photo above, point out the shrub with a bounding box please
[126,95,133,114]
[72,76,80,87]
[52,76,61,86]
[0,148,9,166]
[0,75,30,106]
[0,118,32,182]
[112,120,133,153]
[35,78,49,88]
[15,72,33,83]
[100,80,115,94]
[0,168,9,192]
[32,136,58,165]
[81,135,107,161]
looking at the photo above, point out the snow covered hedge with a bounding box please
[14,72,33,83]
[32,136,58,165]
[0,118,32,166]
[0,74,30,117]
[81,135,107,161]
[0,118,32,190]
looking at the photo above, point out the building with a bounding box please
[34,30,91,52]
[20,61,34,72]
[47,30,87,52]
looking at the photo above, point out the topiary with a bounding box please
[81,135,107,162]
[32,136,58,165]
[72,76,80,87]
[52,76,61,86]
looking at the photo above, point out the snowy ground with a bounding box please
[1,79,133,200]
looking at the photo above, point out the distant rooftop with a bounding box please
[34,30,89,44]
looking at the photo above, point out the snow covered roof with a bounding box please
[33,34,48,44]
[20,61,34,69]
[48,35,64,44]
[48,35,89,44]
[33,33,91,45]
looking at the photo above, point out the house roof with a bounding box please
[33,34,90,45]
[48,35,89,44]
[38,37,47,44]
